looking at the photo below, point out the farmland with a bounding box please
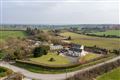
[30,53,70,65]
[92,30,120,36]
[0,31,27,43]
[97,67,120,80]
[0,31,27,45]
[60,32,120,49]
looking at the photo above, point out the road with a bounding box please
[0,56,120,80]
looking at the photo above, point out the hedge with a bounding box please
[16,54,113,69]
[66,59,120,80]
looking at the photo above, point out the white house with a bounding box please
[50,44,63,50]
[66,44,86,57]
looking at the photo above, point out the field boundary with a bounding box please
[66,56,120,80]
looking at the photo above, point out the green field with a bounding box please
[97,67,120,80]
[60,32,120,49]
[30,53,70,65]
[93,30,120,36]
[0,31,27,45]
[0,31,27,43]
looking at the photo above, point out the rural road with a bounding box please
[0,56,120,80]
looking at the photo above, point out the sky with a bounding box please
[0,0,119,24]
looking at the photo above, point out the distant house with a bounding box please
[50,44,63,50]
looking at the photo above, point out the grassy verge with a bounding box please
[96,67,120,80]
[13,54,116,74]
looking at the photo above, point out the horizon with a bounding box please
[0,24,120,25]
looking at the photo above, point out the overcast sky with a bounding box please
[0,0,119,24]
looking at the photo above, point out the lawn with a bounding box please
[97,67,120,80]
[79,53,99,62]
[93,30,120,36]
[60,32,120,49]
[30,53,70,65]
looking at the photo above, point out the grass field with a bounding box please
[30,53,70,65]
[60,32,120,49]
[0,31,27,43]
[97,67,120,80]
[93,30,120,36]
[0,31,27,45]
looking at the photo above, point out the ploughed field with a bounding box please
[96,67,120,80]
[91,30,120,36]
[30,53,70,65]
[60,32,120,49]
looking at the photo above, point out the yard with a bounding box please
[30,53,70,65]
[97,67,120,80]
[60,32,120,49]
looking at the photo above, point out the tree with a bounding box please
[33,46,49,57]
[3,37,31,60]
[113,49,120,55]
[68,36,71,40]
[43,50,47,55]
[49,58,55,62]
